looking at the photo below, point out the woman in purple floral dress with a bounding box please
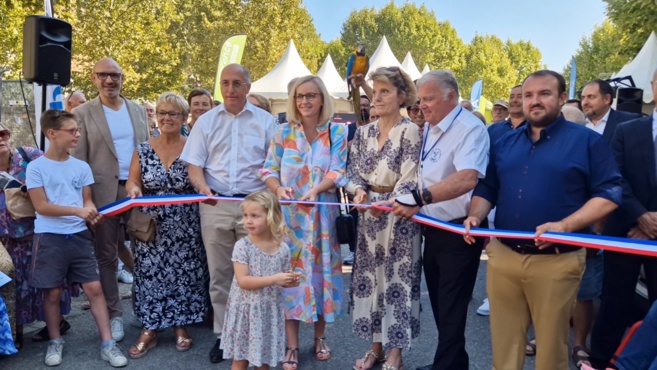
[0,125,77,348]
[346,67,423,370]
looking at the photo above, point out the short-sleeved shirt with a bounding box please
[419,106,490,221]
[26,156,94,234]
[473,116,623,232]
[180,101,277,195]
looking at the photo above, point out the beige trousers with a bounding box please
[199,202,247,336]
[487,238,585,370]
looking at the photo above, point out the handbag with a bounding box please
[126,208,156,242]
[4,147,36,219]
[336,188,356,245]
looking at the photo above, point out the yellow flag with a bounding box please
[213,34,248,102]
[478,96,493,123]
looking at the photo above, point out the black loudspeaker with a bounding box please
[22,15,72,86]
[616,87,643,115]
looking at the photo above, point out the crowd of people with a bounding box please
[0,55,655,370]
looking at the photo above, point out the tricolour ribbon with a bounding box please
[98,195,657,257]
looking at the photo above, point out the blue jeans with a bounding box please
[616,300,657,370]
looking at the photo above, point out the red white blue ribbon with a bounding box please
[98,195,657,257]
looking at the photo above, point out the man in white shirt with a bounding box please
[72,58,149,342]
[392,70,489,370]
[581,79,640,142]
[180,63,276,364]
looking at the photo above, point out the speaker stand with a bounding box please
[40,82,47,151]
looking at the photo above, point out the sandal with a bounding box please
[31,318,71,342]
[525,338,536,357]
[282,347,299,370]
[14,328,23,350]
[174,328,192,352]
[382,362,405,370]
[572,345,592,368]
[353,349,386,370]
[314,337,331,361]
[129,329,157,359]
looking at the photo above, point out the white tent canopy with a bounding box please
[612,31,657,103]
[366,36,405,76]
[250,39,312,98]
[421,64,430,75]
[401,52,422,81]
[317,54,348,98]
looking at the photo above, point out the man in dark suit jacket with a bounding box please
[590,71,657,368]
[581,79,640,142]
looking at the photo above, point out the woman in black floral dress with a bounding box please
[125,92,208,358]
[346,67,423,370]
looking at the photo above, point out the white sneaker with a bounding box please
[101,341,128,367]
[343,252,354,265]
[110,317,125,342]
[45,339,64,366]
[117,269,134,284]
[477,298,490,316]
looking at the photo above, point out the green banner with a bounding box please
[213,34,248,102]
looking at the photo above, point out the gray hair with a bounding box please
[561,105,586,125]
[417,70,460,103]
[156,91,189,119]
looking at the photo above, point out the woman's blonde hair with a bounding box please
[369,67,417,108]
[242,190,285,242]
[156,92,189,120]
[286,75,334,125]
[248,93,272,113]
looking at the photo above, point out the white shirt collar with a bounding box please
[216,100,255,116]
[585,107,611,126]
[427,105,462,133]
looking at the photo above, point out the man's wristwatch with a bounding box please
[421,188,433,205]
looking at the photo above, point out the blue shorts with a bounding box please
[577,252,604,300]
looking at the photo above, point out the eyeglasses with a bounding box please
[408,107,422,115]
[156,111,183,119]
[94,72,122,81]
[0,130,10,139]
[295,93,320,102]
[54,128,81,135]
[219,81,247,89]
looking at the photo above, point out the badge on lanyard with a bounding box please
[431,148,441,162]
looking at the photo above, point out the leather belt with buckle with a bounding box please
[369,184,395,193]
[499,238,580,255]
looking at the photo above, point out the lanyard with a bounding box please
[421,107,463,162]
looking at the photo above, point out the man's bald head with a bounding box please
[93,58,122,73]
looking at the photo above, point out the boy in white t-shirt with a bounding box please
[26,109,128,368]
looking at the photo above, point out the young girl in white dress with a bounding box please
[221,190,300,369]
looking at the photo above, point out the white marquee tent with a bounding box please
[250,39,312,98]
[401,52,422,81]
[316,54,349,98]
[612,31,657,104]
[421,64,430,75]
[366,36,405,76]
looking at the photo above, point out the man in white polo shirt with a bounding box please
[180,63,277,364]
[72,57,149,342]
[392,70,489,370]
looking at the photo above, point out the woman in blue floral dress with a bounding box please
[125,92,208,358]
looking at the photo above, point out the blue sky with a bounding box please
[305,0,607,71]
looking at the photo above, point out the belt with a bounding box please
[369,184,395,193]
[118,180,127,186]
[499,238,580,255]
[213,191,249,198]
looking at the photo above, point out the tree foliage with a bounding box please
[603,0,657,56]
[563,20,632,93]
[331,3,466,77]
[459,35,517,101]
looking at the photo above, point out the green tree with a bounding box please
[505,39,544,86]
[332,2,466,77]
[460,34,516,101]
[563,20,631,93]
[604,0,657,57]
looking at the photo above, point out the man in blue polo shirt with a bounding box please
[487,85,525,146]
[463,70,623,370]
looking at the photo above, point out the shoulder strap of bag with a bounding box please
[16,147,31,163]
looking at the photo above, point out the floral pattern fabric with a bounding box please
[221,237,289,367]
[1,147,79,326]
[259,121,348,323]
[0,295,16,355]
[346,118,423,350]
[133,142,208,330]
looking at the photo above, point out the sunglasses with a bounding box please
[0,130,11,139]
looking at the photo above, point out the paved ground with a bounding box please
[1,253,580,370]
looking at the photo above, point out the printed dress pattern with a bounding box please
[133,142,208,330]
[221,237,290,367]
[346,118,423,350]
[260,121,348,323]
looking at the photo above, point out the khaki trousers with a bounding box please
[200,202,246,336]
[93,184,129,319]
[487,238,585,370]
